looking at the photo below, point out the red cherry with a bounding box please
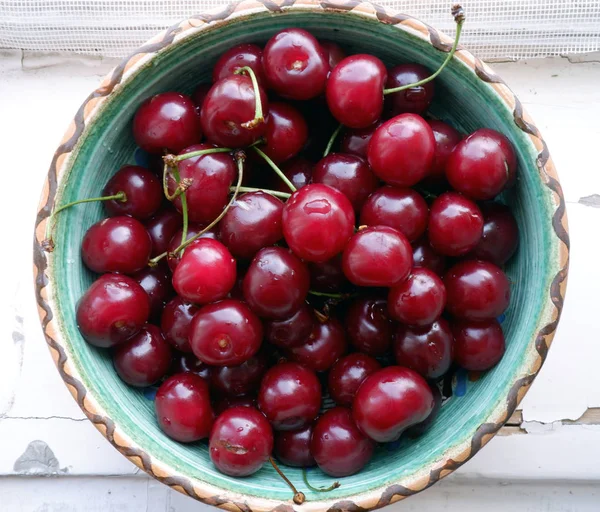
[263,102,308,164]
[340,122,380,158]
[264,303,315,349]
[213,395,257,416]
[275,158,313,192]
[144,206,182,257]
[308,254,347,293]
[328,353,381,406]
[210,352,268,397]
[320,40,346,71]
[170,352,211,380]
[103,165,162,220]
[133,92,201,154]
[311,407,375,477]
[406,384,443,438]
[155,373,213,442]
[76,274,150,348]
[412,236,446,275]
[287,318,347,372]
[427,120,462,184]
[345,297,394,357]
[160,296,198,353]
[274,425,315,467]
[384,64,434,116]
[166,223,218,273]
[342,226,412,287]
[132,266,174,320]
[212,43,266,86]
[471,202,519,265]
[192,84,211,111]
[453,319,505,371]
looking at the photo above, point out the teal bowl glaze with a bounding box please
[33,1,569,510]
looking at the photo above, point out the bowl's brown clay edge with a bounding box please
[32,1,569,510]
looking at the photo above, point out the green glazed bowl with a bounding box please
[33,1,569,510]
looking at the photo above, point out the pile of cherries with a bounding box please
[56,10,520,498]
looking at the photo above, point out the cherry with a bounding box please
[219,192,284,259]
[320,40,346,71]
[264,303,314,349]
[345,297,394,357]
[352,366,434,442]
[132,266,174,320]
[274,425,315,467]
[275,158,313,192]
[287,318,347,372]
[189,299,262,366]
[412,235,446,275]
[384,64,435,116]
[144,206,182,257]
[367,114,435,187]
[263,29,329,100]
[214,395,257,416]
[308,254,347,293]
[133,92,201,154]
[155,373,213,442]
[444,260,510,320]
[76,274,150,348]
[167,224,218,272]
[209,406,273,477]
[263,102,308,163]
[388,268,446,326]
[427,120,462,184]
[471,202,519,265]
[394,319,453,379]
[453,318,505,371]
[103,165,163,220]
[313,153,379,211]
[210,352,268,397]
[212,43,266,86]
[172,238,236,304]
[192,84,211,111]
[342,226,412,287]
[340,123,380,158]
[428,192,483,256]
[311,407,375,477]
[326,54,387,128]
[81,216,152,274]
[160,296,198,353]
[359,186,428,242]
[170,352,211,380]
[406,384,443,438]
[328,353,381,406]
[113,324,172,387]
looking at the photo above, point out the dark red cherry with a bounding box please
[103,165,162,220]
[308,254,347,293]
[444,260,511,320]
[412,236,446,275]
[367,114,435,187]
[287,318,347,372]
[155,373,213,442]
[212,43,266,85]
[320,40,346,71]
[385,64,434,116]
[77,274,150,348]
[166,223,218,273]
[160,296,198,353]
[219,192,284,259]
[395,319,453,379]
[192,84,211,111]
[170,352,211,380]
[342,226,412,287]
[275,158,313,192]
[209,406,273,477]
[113,324,172,387]
[133,92,201,154]
[340,123,380,158]
[263,102,308,164]
[81,216,152,274]
[264,303,315,349]
[427,120,462,184]
[258,362,321,430]
[132,266,174,320]
[359,186,428,242]
[453,319,505,371]
[428,192,483,256]
[345,297,394,357]
[311,407,375,477]
[213,395,257,416]
[274,425,315,467]
[328,353,381,406]
[353,366,434,442]
[326,54,387,128]
[210,352,268,397]
[144,206,182,257]
[189,299,262,366]
[471,202,519,265]
[406,384,443,438]
[263,28,329,100]
[282,184,355,263]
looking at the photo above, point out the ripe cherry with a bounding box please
[166,224,218,273]
[453,319,505,371]
[406,384,443,438]
[210,352,267,397]
[427,120,462,184]
[328,353,381,406]
[320,40,346,71]
[412,236,446,275]
[132,266,174,320]
[160,296,198,353]
[212,43,266,85]
[471,202,519,265]
[340,123,380,158]
[275,158,313,192]
[170,352,211,380]
[287,318,347,372]
[345,297,394,357]
[308,254,347,293]
[264,303,315,349]
[103,165,162,220]
[263,102,308,163]
[274,425,315,467]
[192,84,211,111]
[213,395,257,416]
[144,206,182,257]
[384,64,435,116]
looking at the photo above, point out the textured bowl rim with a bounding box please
[33,1,570,510]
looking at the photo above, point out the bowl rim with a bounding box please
[33,0,570,510]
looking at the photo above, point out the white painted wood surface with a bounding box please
[1,50,600,510]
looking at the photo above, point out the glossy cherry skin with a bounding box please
[133,92,201,154]
[313,153,379,211]
[428,192,484,257]
[367,114,435,187]
[103,165,163,220]
[212,43,266,86]
[274,425,315,467]
[308,254,347,292]
[328,353,381,406]
[81,216,152,274]
[264,303,314,349]
[189,299,263,366]
[320,40,346,71]
[276,158,313,192]
[446,128,517,200]
[385,64,434,116]
[144,206,182,257]
[263,28,329,100]
[172,238,236,304]
[209,406,273,477]
[340,122,380,158]
[166,224,218,273]
[77,274,150,348]
[427,120,462,184]
[342,226,412,287]
[263,102,308,164]
[113,325,172,387]
[412,236,446,276]
[170,352,211,380]
[287,318,347,372]
[242,247,310,319]
[359,186,428,242]
[353,366,434,442]
[345,297,394,357]
[210,352,268,397]
[219,192,284,259]
[192,84,211,111]
[132,266,174,320]
[213,395,257,416]
[311,407,375,477]
[160,296,198,353]
[326,54,387,129]
[406,384,443,438]
[282,184,355,263]
[453,319,505,371]
[258,362,321,430]
[155,373,213,442]
[395,319,453,379]
[444,260,511,320]
[471,202,519,265]
[388,268,446,326]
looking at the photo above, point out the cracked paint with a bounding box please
[578,194,600,208]
[0,305,26,419]
[13,440,68,475]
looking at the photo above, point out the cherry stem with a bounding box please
[165,147,232,165]
[308,290,357,300]
[168,165,189,245]
[313,308,329,323]
[302,468,341,493]
[252,146,297,192]
[234,66,265,129]
[323,124,342,157]
[383,5,465,96]
[231,186,291,199]
[269,457,305,505]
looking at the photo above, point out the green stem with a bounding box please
[269,458,305,505]
[252,146,297,192]
[302,468,340,493]
[323,124,342,157]
[234,66,265,129]
[168,147,232,164]
[169,166,189,245]
[308,290,357,299]
[231,186,291,199]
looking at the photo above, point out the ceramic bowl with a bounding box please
[33,0,569,509]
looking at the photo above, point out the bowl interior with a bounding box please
[50,9,553,502]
